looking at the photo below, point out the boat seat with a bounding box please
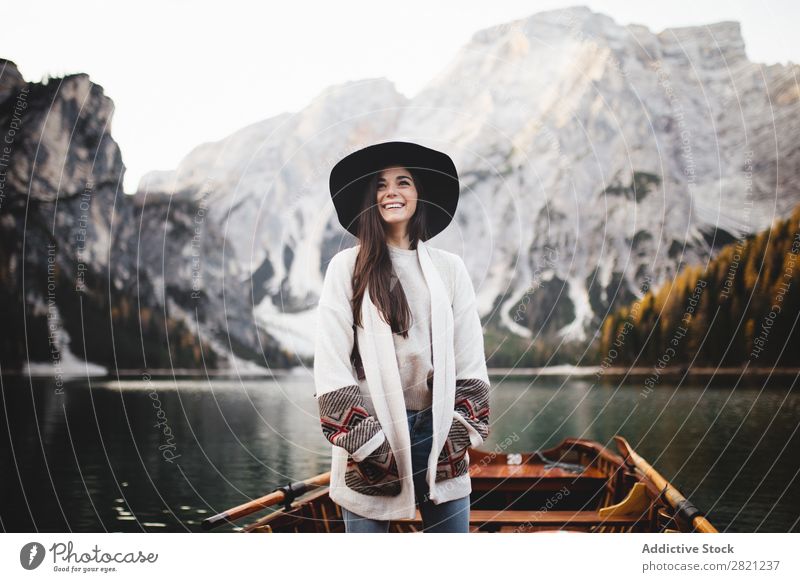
[471,464,607,479]
[468,509,640,529]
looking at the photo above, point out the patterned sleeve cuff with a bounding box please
[351,429,386,462]
[317,384,386,456]
[453,378,490,443]
[453,411,485,448]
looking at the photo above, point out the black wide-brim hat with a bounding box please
[329,141,459,239]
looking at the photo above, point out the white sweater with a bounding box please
[387,243,434,411]
[313,239,491,520]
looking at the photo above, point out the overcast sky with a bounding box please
[2,0,797,194]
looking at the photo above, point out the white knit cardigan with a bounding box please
[313,239,491,521]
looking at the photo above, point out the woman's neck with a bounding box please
[385,234,412,250]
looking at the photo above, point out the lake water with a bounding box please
[1,373,798,532]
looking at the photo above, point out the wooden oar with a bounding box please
[614,436,717,533]
[201,472,331,530]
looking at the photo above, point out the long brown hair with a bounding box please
[350,167,430,338]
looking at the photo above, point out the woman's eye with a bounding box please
[377,180,408,188]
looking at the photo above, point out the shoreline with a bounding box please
[4,365,800,380]
[489,366,800,378]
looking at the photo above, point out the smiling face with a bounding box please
[375,166,418,229]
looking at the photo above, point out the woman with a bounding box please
[313,141,491,533]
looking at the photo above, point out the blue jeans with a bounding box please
[341,407,471,533]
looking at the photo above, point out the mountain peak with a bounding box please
[657,20,747,63]
[470,6,616,46]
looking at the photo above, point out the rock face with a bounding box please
[0,59,290,372]
[3,7,799,371]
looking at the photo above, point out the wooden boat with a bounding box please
[202,435,717,533]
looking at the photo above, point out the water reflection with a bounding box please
[0,373,797,532]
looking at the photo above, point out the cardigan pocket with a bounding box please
[318,385,401,496]
[345,437,402,496]
[434,410,475,482]
[435,376,492,484]
[435,429,470,483]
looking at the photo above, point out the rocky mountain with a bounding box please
[3,6,799,372]
[136,6,800,361]
[0,59,291,373]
